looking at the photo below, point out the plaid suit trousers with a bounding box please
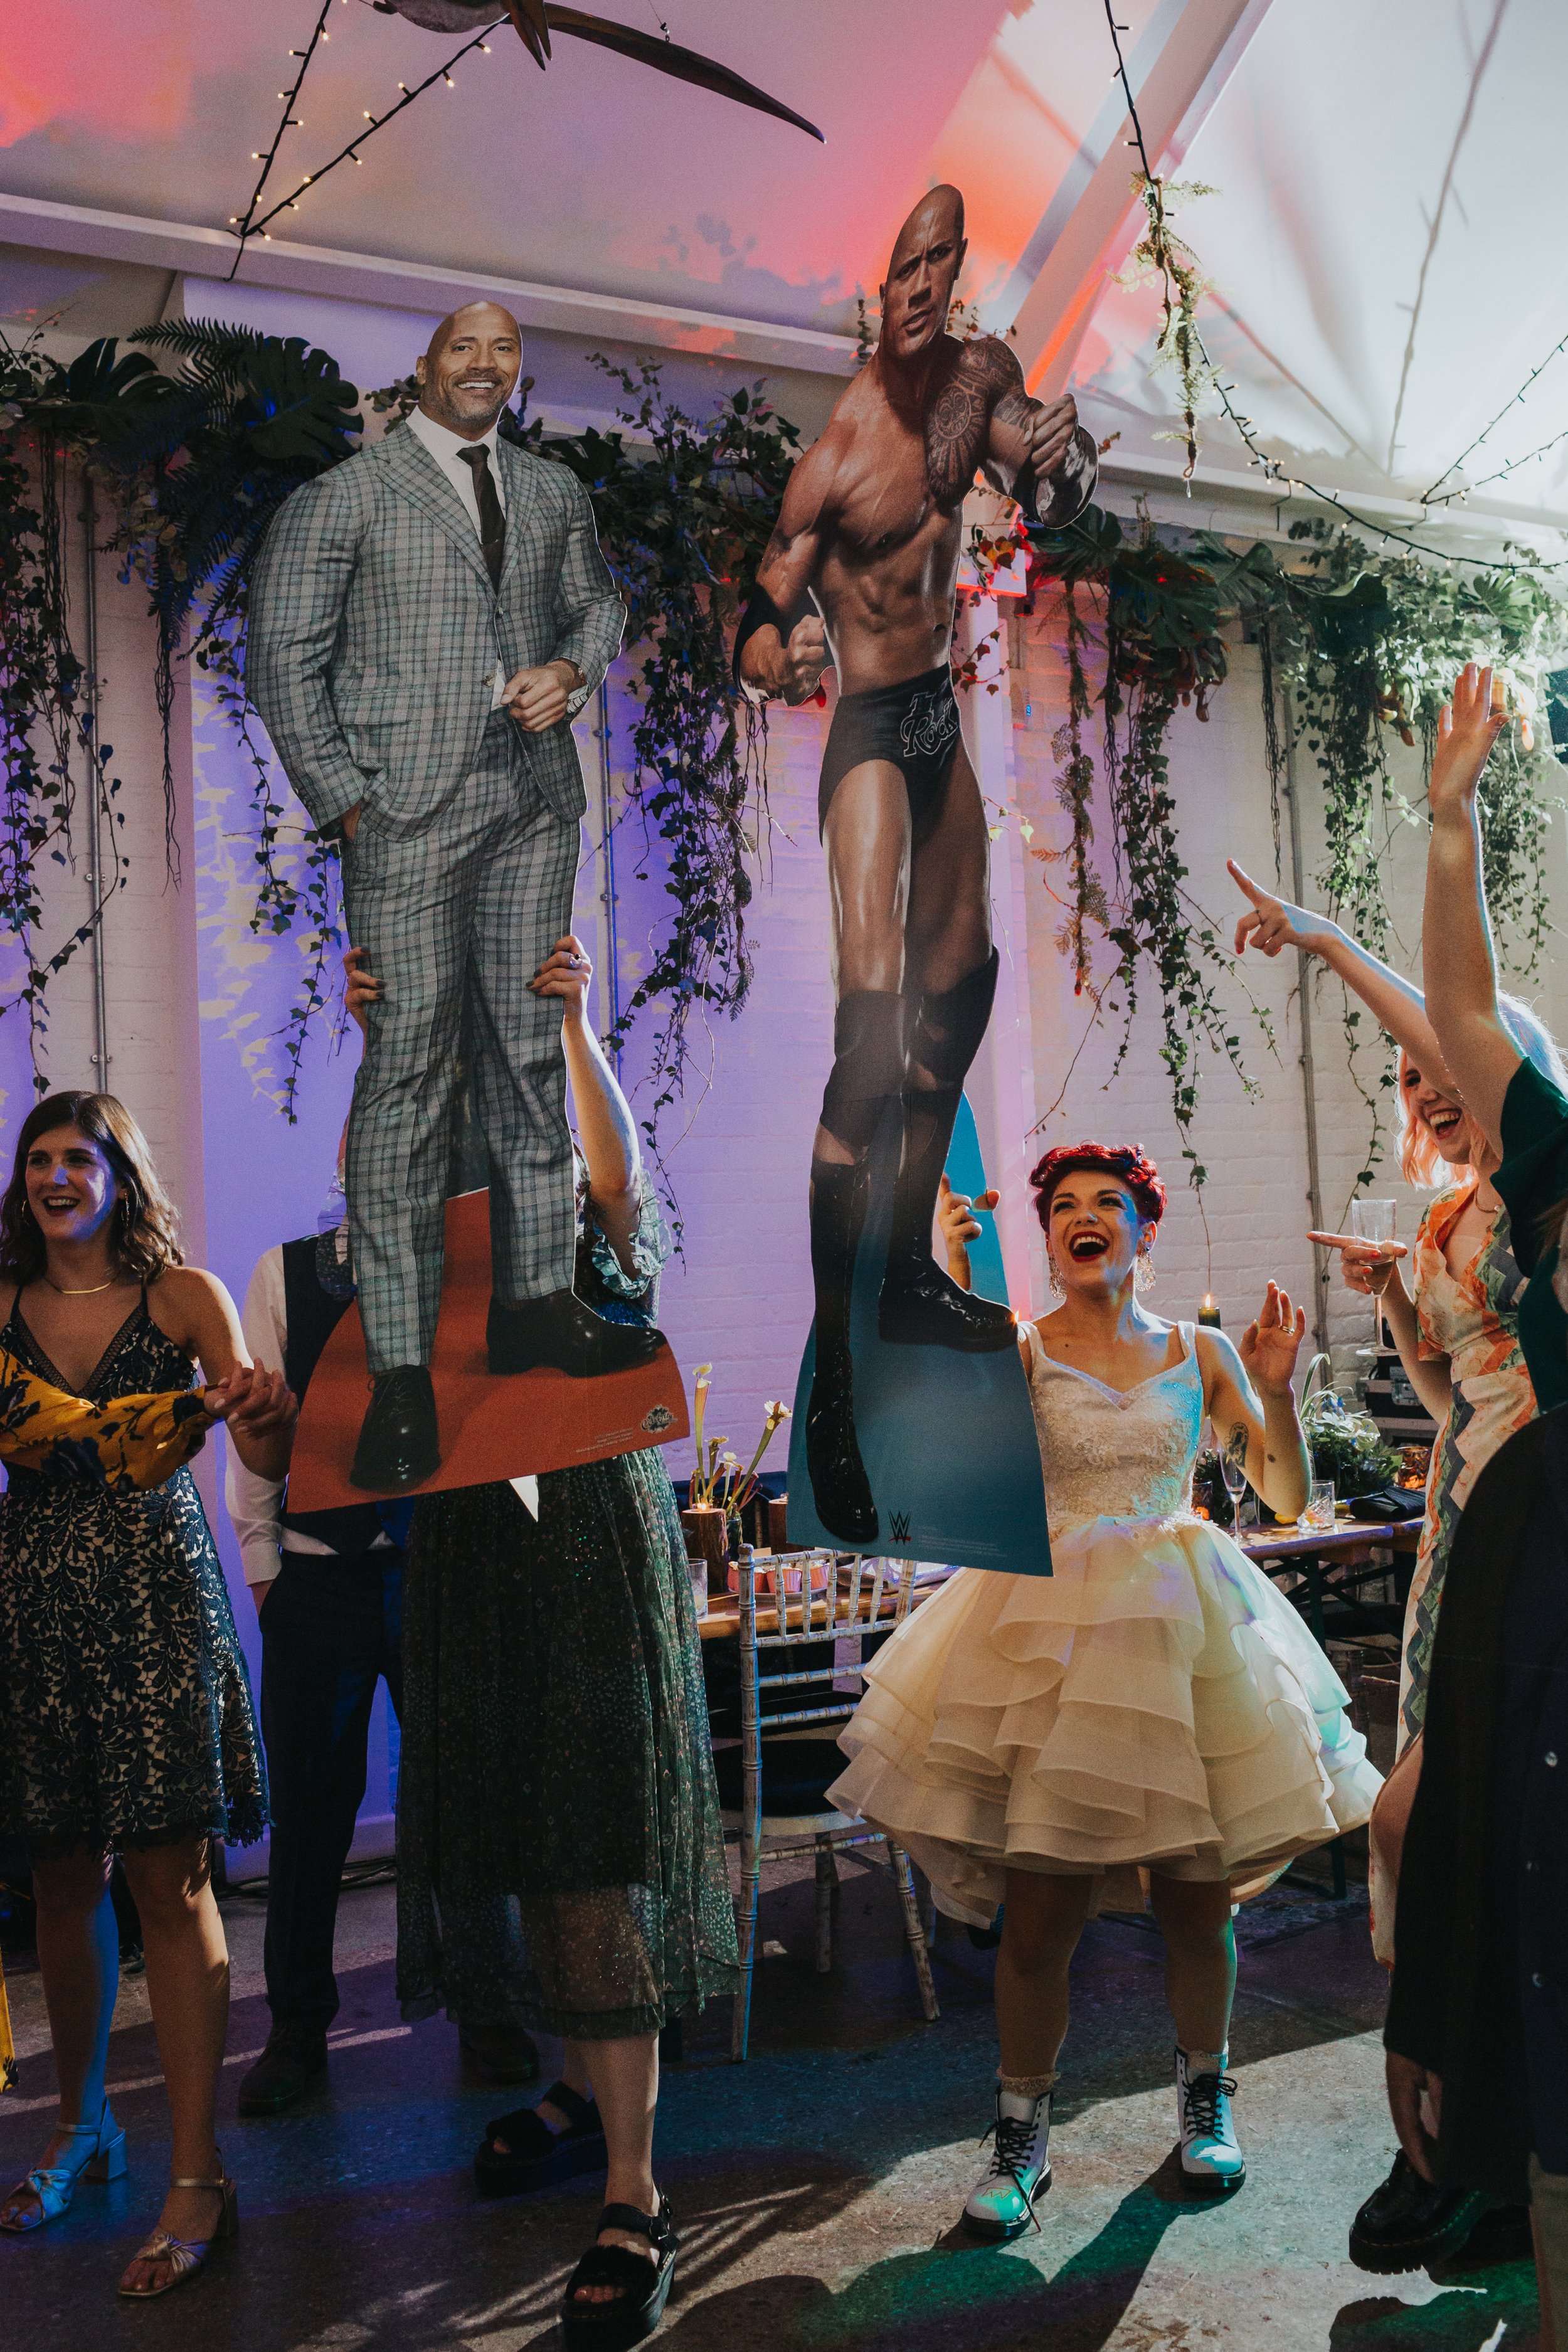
[340,711,579,1370]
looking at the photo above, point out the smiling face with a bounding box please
[1400,1055,1481,1170]
[24,1123,122,1253]
[1046,1173,1154,1296]
[415,302,522,437]
[879,186,967,367]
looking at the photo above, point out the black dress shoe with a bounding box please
[805,1338,879,1544]
[1348,2151,1489,2274]
[879,1261,1018,1352]
[349,1365,440,1492]
[487,1290,662,1378]
[237,2024,328,2117]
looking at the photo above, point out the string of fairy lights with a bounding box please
[225,3,1565,565]
[1098,0,1567,575]
[226,0,334,273]
[226,3,506,278]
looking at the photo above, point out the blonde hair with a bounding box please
[1396,993,1567,1188]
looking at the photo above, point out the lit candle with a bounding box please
[1199,1295,1222,1328]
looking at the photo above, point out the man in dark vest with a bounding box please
[229,1158,535,2111]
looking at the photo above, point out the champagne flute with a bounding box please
[1349,1197,1397,1350]
[1219,1438,1249,1533]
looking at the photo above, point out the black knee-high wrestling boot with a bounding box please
[806,1156,877,1543]
[879,950,1016,1351]
[804,990,904,1544]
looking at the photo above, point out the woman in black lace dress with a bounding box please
[373,938,736,2348]
[0,1093,294,2300]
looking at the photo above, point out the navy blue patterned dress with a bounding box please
[395,1188,737,2039]
[0,1293,267,1857]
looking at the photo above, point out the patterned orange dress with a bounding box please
[1399,1180,1535,1747]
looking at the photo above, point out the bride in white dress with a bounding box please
[828,1141,1381,2238]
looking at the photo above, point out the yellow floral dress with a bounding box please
[1399,1181,1535,1747]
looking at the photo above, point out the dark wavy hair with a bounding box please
[0,1092,184,1287]
[1028,1141,1167,1231]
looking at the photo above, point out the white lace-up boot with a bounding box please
[961,2080,1054,2241]
[1175,2047,1244,2191]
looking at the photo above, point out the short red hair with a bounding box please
[1029,1141,1166,1231]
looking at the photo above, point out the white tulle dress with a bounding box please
[828,1321,1382,1923]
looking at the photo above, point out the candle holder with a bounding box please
[1198,1296,1222,1328]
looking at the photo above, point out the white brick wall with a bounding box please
[1009,600,1568,1384]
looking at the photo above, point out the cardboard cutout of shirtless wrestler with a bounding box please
[738,186,1096,1544]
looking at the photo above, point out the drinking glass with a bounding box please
[1303,1479,1336,1531]
[1219,1442,1249,1533]
[1350,1197,1397,1348]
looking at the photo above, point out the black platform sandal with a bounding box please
[561,2197,678,2349]
[473,2079,606,2198]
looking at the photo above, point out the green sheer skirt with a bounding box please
[395,1449,738,2041]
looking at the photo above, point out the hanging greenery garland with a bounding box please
[4,300,1564,1181]
[0,326,797,1137]
[1024,501,1567,1185]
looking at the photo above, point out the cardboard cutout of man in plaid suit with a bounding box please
[250,302,659,1493]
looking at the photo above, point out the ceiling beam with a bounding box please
[1000,0,1277,395]
[0,191,860,379]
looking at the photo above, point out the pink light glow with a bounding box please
[0,0,194,150]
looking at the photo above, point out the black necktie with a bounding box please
[457,443,506,590]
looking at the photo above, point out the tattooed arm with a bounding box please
[943,336,1098,526]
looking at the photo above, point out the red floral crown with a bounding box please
[1027,1141,1167,1231]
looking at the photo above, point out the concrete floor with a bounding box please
[0,1855,1540,2352]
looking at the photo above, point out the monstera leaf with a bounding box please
[132,320,362,473]
[23,337,179,453]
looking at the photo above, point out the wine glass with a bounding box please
[1350,1197,1397,1351]
[1219,1440,1249,1534]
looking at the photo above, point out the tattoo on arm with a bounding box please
[926,336,1024,508]
[1225,1422,1249,1470]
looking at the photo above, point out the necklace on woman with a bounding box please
[43,1274,122,1296]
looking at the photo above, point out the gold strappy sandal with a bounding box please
[117,2162,238,2299]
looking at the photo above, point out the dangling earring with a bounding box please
[1047,1249,1065,1298]
[1134,1244,1157,1295]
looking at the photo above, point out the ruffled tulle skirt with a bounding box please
[827,1511,1382,1924]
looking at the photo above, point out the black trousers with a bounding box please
[259,1550,403,2034]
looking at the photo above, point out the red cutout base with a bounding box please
[287,1189,689,1509]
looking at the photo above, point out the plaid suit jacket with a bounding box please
[247,424,625,837]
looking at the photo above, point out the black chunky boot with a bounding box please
[805,1157,878,1544]
[877,950,1014,1352]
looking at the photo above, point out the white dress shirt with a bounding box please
[226,1236,395,1591]
[405,405,509,708]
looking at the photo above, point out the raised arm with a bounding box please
[1421,665,1525,1152]
[246,469,376,835]
[735,434,835,706]
[1199,1284,1311,1521]
[1229,859,1446,1074]
[530,935,644,1269]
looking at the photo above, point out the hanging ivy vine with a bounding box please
[1027,504,1259,1187]
[1025,500,1567,1187]
[4,303,1565,1179]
